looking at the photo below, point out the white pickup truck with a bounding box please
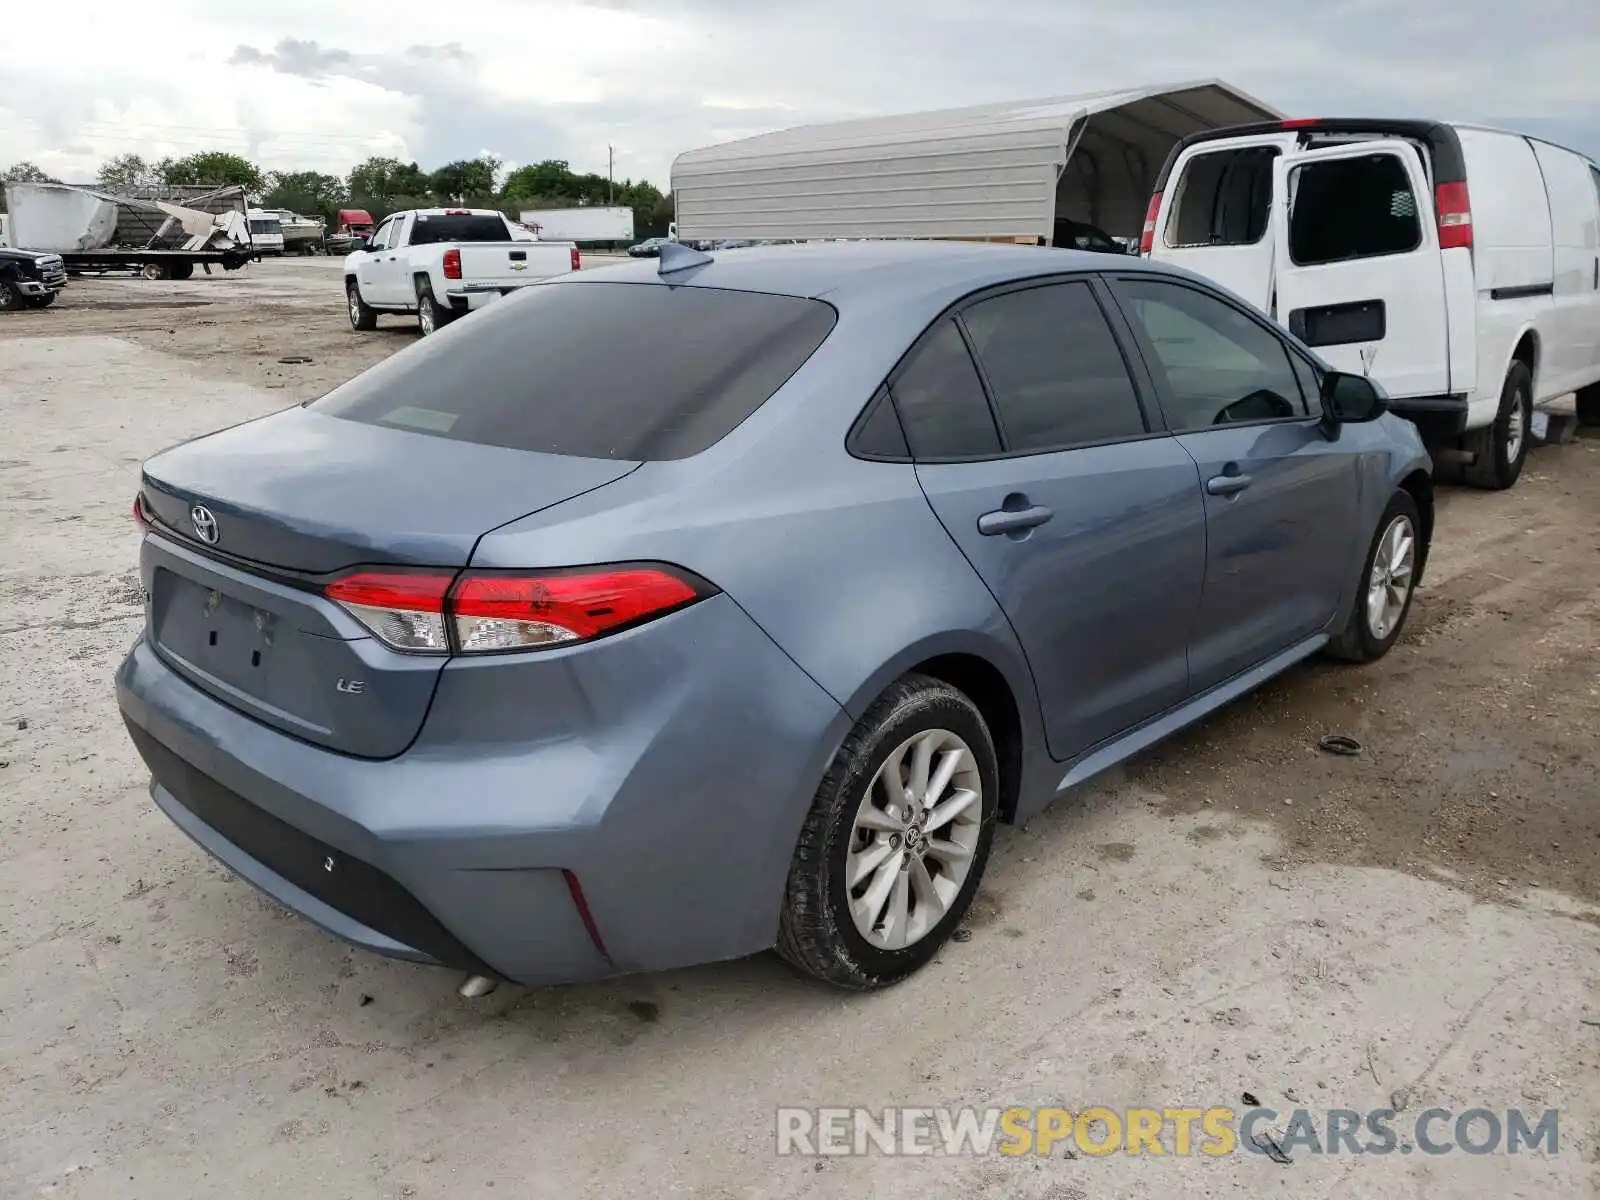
[343,208,579,335]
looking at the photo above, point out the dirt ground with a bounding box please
[1,259,1598,1199]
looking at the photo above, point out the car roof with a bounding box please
[563,240,1188,309]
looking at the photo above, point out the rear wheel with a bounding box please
[1462,361,1532,490]
[415,279,453,336]
[777,674,998,990]
[169,261,195,280]
[1325,489,1422,663]
[346,280,377,331]
[140,262,169,281]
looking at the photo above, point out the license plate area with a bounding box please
[152,570,283,692]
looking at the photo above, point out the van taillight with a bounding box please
[1139,192,1162,255]
[443,248,462,279]
[1435,181,1473,250]
[570,246,581,271]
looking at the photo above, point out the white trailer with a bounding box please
[517,206,634,243]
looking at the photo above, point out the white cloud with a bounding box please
[2,0,1596,188]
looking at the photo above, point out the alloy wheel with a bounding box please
[1366,514,1416,640]
[847,728,983,950]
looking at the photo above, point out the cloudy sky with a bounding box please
[2,0,1597,190]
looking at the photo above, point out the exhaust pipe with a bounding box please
[458,974,498,999]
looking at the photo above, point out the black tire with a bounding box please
[22,293,56,309]
[1577,381,1600,428]
[1324,489,1424,664]
[140,262,169,281]
[776,673,999,990]
[169,261,195,280]
[1461,361,1532,490]
[0,278,21,312]
[415,278,454,336]
[346,279,377,331]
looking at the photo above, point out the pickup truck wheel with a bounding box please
[346,280,377,331]
[0,279,21,311]
[1461,362,1532,490]
[22,293,57,309]
[415,280,452,336]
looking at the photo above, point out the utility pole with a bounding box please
[608,145,614,205]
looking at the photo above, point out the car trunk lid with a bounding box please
[138,405,638,758]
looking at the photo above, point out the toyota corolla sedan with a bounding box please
[117,241,1432,991]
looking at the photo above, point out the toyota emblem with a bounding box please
[190,505,219,544]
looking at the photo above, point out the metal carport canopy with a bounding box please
[670,79,1283,243]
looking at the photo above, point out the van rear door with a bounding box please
[1271,139,1450,398]
[1148,138,1288,309]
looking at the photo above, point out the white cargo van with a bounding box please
[1144,118,1600,489]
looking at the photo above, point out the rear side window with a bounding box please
[1165,146,1279,248]
[311,282,838,460]
[889,320,1001,459]
[1289,153,1422,265]
[960,282,1147,451]
[408,214,513,245]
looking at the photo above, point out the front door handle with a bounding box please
[978,504,1053,536]
[1206,473,1254,497]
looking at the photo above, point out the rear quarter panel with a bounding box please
[470,288,1052,791]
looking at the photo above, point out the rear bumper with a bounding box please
[1388,395,1469,443]
[115,594,850,986]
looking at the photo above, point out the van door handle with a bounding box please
[978,504,1053,536]
[1206,472,1254,496]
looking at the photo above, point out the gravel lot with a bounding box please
[2,258,1598,1199]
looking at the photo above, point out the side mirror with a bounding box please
[1319,370,1387,424]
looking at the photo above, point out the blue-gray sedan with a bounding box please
[117,241,1433,990]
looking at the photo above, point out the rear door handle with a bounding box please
[978,505,1053,536]
[1206,473,1254,496]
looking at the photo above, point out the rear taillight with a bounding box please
[451,566,706,653]
[323,564,713,655]
[324,570,454,653]
[1139,192,1162,255]
[442,248,462,279]
[570,246,581,271]
[1435,181,1473,250]
[132,493,150,530]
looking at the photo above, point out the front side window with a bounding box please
[1116,279,1309,429]
[1289,153,1422,265]
[1164,146,1279,249]
[368,219,394,251]
[959,281,1147,452]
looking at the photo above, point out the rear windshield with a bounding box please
[310,282,838,460]
[408,214,512,245]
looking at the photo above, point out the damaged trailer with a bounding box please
[670,79,1282,247]
[4,182,258,278]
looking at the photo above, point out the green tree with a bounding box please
[158,151,264,192]
[347,157,432,212]
[0,161,57,210]
[429,156,500,203]
[97,153,155,189]
[261,170,348,222]
[2,161,57,183]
